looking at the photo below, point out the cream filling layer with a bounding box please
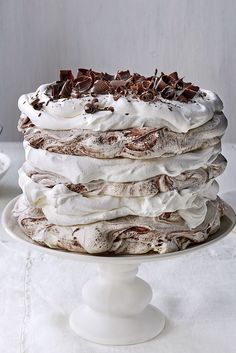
[24,143,221,184]
[18,83,223,133]
[19,169,219,228]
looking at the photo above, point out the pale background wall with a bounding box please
[0,0,235,141]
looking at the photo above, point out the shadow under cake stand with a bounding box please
[2,196,236,346]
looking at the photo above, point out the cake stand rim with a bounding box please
[1,195,236,264]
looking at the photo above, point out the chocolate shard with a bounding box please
[177,95,189,103]
[60,70,74,81]
[160,86,176,100]
[76,68,91,78]
[188,84,199,92]
[140,90,155,102]
[155,76,169,91]
[183,81,192,88]
[131,82,144,95]
[59,80,72,98]
[51,82,64,98]
[91,70,102,81]
[76,76,93,93]
[173,78,184,90]
[92,80,110,94]
[177,84,199,102]
[110,80,127,88]
[102,72,114,81]
[168,71,179,81]
[115,86,128,95]
[132,73,142,82]
[142,80,153,90]
[116,70,131,80]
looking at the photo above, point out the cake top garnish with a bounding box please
[47,68,200,103]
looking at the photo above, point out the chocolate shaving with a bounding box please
[92,80,110,94]
[30,98,44,110]
[161,87,176,100]
[76,76,93,92]
[155,76,168,91]
[60,70,74,81]
[84,98,114,114]
[59,80,72,98]
[131,82,144,95]
[76,68,91,78]
[116,70,131,80]
[103,106,114,112]
[110,80,127,88]
[102,72,114,81]
[49,68,200,103]
[84,98,100,113]
[169,72,179,81]
[177,84,200,102]
[140,90,155,102]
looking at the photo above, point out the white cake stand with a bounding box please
[2,196,236,346]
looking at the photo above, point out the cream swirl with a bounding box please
[19,169,219,228]
[18,83,223,132]
[24,143,221,184]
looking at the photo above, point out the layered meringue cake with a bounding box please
[13,69,228,255]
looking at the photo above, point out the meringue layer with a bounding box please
[13,196,224,255]
[19,112,227,159]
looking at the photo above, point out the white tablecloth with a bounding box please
[0,142,236,353]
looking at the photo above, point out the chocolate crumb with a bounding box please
[30,98,43,110]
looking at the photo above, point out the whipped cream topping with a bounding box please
[19,169,219,228]
[24,143,221,184]
[18,83,223,133]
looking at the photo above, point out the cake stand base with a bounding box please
[1,196,236,346]
[69,263,165,345]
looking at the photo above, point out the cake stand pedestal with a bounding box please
[1,197,236,346]
[70,262,165,345]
